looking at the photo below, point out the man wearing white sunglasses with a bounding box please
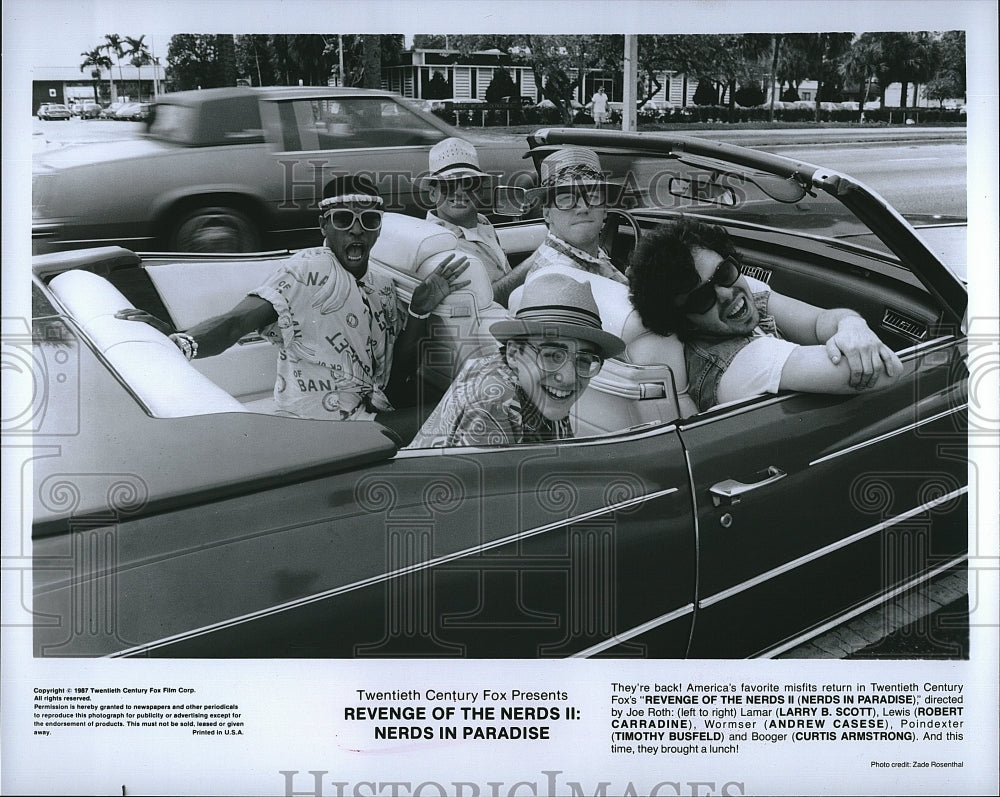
[118,175,469,436]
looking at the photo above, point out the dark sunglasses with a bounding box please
[676,255,742,315]
[549,184,607,210]
[324,208,384,232]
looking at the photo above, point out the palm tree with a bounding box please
[124,35,152,101]
[80,48,112,103]
[103,34,126,101]
[840,36,884,120]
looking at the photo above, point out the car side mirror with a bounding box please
[492,186,532,217]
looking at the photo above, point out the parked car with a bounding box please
[128,102,152,122]
[32,86,535,255]
[27,128,967,658]
[98,101,128,119]
[112,101,142,120]
[37,103,72,121]
[78,101,102,119]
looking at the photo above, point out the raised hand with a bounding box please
[409,252,472,316]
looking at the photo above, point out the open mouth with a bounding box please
[541,384,575,402]
[725,294,749,321]
[344,242,368,263]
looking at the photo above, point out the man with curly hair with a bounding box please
[628,217,903,411]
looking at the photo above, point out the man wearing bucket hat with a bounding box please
[408,270,624,448]
[118,175,470,435]
[421,137,513,291]
[492,146,626,302]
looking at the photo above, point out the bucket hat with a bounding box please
[490,270,625,359]
[525,146,616,204]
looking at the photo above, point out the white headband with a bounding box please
[318,194,384,210]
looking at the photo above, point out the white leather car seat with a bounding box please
[507,265,697,435]
[47,269,247,417]
[369,213,508,390]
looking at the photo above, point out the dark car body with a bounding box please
[26,129,967,659]
[37,103,72,120]
[32,86,535,255]
[77,101,102,119]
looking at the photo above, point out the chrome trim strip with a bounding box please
[809,405,966,467]
[111,486,680,657]
[571,603,696,657]
[759,555,967,658]
[698,487,968,609]
[393,421,680,458]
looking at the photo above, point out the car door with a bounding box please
[680,337,968,657]
[34,418,696,659]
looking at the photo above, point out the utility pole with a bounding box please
[338,34,344,86]
[622,35,638,132]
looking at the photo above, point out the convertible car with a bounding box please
[24,129,968,658]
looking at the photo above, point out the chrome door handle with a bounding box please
[710,466,787,506]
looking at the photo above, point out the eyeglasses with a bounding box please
[523,342,604,378]
[323,208,384,232]
[675,255,742,315]
[549,185,607,210]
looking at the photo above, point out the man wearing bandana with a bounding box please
[492,147,626,302]
[117,175,469,437]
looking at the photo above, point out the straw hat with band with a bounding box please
[418,137,496,188]
[491,270,625,360]
[525,146,618,205]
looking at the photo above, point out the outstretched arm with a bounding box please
[766,291,902,389]
[116,296,278,359]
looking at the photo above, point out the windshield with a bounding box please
[582,149,966,282]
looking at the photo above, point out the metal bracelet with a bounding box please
[169,332,199,361]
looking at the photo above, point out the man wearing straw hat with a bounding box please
[409,269,624,448]
[492,146,626,302]
[117,175,469,438]
[421,137,513,292]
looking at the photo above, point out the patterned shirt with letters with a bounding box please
[252,246,405,420]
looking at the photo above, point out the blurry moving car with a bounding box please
[37,103,72,121]
[32,86,534,254]
[27,128,967,658]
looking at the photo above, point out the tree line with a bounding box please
[414,32,965,123]
[81,31,965,124]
